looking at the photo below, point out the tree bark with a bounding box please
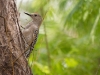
[0,0,32,75]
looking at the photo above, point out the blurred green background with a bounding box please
[17,0,100,75]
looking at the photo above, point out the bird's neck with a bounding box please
[25,21,39,29]
[32,20,41,27]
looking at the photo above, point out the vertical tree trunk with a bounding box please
[0,0,32,75]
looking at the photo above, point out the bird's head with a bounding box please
[24,12,42,27]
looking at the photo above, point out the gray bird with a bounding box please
[22,12,42,57]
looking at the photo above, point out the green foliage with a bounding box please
[18,0,100,75]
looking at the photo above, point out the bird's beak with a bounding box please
[24,12,31,16]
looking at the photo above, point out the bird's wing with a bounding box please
[25,30,39,57]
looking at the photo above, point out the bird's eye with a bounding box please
[34,14,37,17]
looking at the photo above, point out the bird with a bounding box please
[22,12,42,57]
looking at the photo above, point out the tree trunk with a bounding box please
[0,0,32,75]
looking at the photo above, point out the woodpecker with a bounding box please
[22,12,42,57]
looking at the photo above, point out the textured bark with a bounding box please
[0,0,32,75]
